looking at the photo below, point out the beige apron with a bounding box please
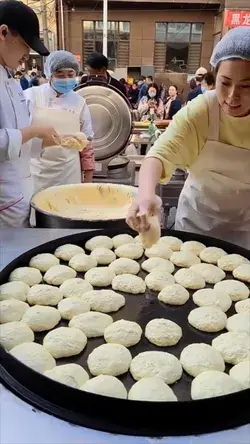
[175,91,250,249]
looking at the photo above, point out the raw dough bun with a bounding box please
[180,343,225,377]
[59,278,93,298]
[69,312,113,337]
[139,215,161,249]
[44,364,89,389]
[233,264,250,283]
[0,300,29,324]
[43,327,87,358]
[29,253,59,272]
[191,370,243,400]
[145,243,172,260]
[44,265,76,286]
[218,254,249,272]
[190,263,225,284]
[170,251,201,268]
[90,248,116,265]
[22,305,61,332]
[81,375,127,399]
[83,290,125,313]
[235,299,250,314]
[0,321,34,350]
[130,351,182,384]
[69,254,97,272]
[145,318,182,346]
[0,281,29,302]
[85,267,115,287]
[85,235,113,251]
[145,271,175,292]
[226,313,250,335]
[158,236,183,251]
[9,267,42,286]
[128,377,177,402]
[115,243,143,260]
[112,234,134,248]
[112,274,146,294]
[58,297,90,320]
[181,241,206,255]
[199,247,227,264]
[10,342,55,373]
[109,258,140,275]
[174,268,205,290]
[27,284,63,306]
[141,257,174,274]
[214,280,250,302]
[229,361,250,389]
[87,343,132,376]
[212,332,250,364]
[188,306,227,333]
[104,319,142,347]
[192,288,232,312]
[54,244,84,261]
[158,284,189,306]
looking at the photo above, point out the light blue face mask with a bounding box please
[52,78,76,94]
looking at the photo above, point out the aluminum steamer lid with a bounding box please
[77,84,132,161]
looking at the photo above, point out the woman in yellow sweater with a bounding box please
[127,27,250,249]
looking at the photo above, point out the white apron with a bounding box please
[175,91,250,249]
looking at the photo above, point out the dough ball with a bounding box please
[69,254,97,272]
[229,361,250,389]
[59,278,93,299]
[134,235,143,247]
[87,343,132,376]
[226,313,250,335]
[115,243,143,260]
[44,364,89,389]
[109,258,140,275]
[54,244,84,261]
[180,343,225,377]
[90,248,116,265]
[235,299,250,314]
[158,236,183,251]
[44,265,76,286]
[192,288,232,312]
[10,342,55,373]
[212,332,250,364]
[233,264,250,284]
[85,267,115,287]
[112,234,134,249]
[214,280,250,302]
[130,351,182,384]
[112,274,146,294]
[191,370,243,400]
[84,290,125,313]
[29,253,59,272]
[188,306,227,333]
[170,251,201,268]
[9,267,42,286]
[190,264,225,284]
[81,375,127,399]
[145,271,175,292]
[27,284,63,306]
[104,319,142,347]
[58,297,90,320]
[158,284,190,306]
[174,268,205,290]
[139,215,161,249]
[85,235,113,251]
[0,321,34,351]
[145,243,172,260]
[199,247,227,264]
[43,327,87,358]
[181,241,206,255]
[0,281,29,302]
[22,305,61,332]
[128,377,177,402]
[141,257,174,274]
[145,318,182,347]
[69,311,113,337]
[0,300,29,324]
[218,254,249,272]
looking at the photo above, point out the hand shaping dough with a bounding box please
[69,254,97,272]
[112,234,134,249]
[90,248,116,265]
[44,265,76,286]
[112,274,146,294]
[115,243,143,260]
[104,319,142,347]
[188,306,227,333]
[84,267,115,287]
[0,300,29,324]
[85,235,113,251]
[141,257,174,274]
[22,305,61,332]
[226,313,250,335]
[170,251,201,268]
[192,288,232,312]
[69,311,113,337]
[81,375,127,399]
[145,271,175,292]
[61,134,88,151]
[44,363,89,389]
[181,241,206,255]
[59,278,93,299]
[43,327,87,358]
[9,267,42,286]
[27,284,63,306]
[174,268,205,290]
[83,290,125,313]
[87,343,132,376]
[190,263,225,284]
[233,264,250,283]
[199,247,227,264]
[130,351,182,384]
[54,244,84,261]
[145,243,172,260]
[218,254,249,272]
[10,342,55,373]
[229,361,250,389]
[212,332,250,364]
[158,236,183,251]
[128,377,177,402]
[0,321,34,350]
[158,284,189,306]
[145,318,182,346]
[180,343,225,377]
[0,281,29,302]
[58,297,90,320]
[29,253,59,272]
[214,280,250,302]
[191,370,243,400]
[139,215,161,249]
[109,258,140,275]
[235,299,250,314]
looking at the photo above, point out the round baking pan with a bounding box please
[1,229,249,437]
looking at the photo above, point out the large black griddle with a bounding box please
[1,229,250,437]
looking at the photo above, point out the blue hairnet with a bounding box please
[210,27,250,68]
[44,50,80,77]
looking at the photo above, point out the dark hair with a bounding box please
[195,74,205,82]
[146,82,160,101]
[86,52,108,70]
[169,84,178,92]
[15,71,22,76]
[203,72,215,86]
[189,77,197,90]
[146,75,153,82]
[139,76,146,81]
[30,71,37,77]
[119,78,127,85]
[78,71,84,77]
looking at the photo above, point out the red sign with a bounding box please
[224,10,250,28]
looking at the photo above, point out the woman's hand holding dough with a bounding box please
[126,195,162,233]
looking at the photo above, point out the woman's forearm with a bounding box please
[138,157,163,199]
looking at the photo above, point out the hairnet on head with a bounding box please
[44,50,80,77]
[210,27,250,68]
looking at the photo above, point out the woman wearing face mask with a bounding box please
[165,85,182,120]
[138,83,164,122]
[25,50,95,195]
[201,72,215,93]
[127,27,250,249]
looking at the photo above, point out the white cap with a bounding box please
[195,67,207,77]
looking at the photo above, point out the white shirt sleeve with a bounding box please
[0,128,22,162]
[80,102,94,139]
[23,87,43,157]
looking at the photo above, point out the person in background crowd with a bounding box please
[164,85,182,120]
[189,77,197,91]
[138,82,164,121]
[187,67,208,102]
[119,77,129,95]
[138,75,153,102]
[19,68,29,90]
[128,83,139,108]
[76,70,83,85]
[201,72,215,92]
[29,75,47,87]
